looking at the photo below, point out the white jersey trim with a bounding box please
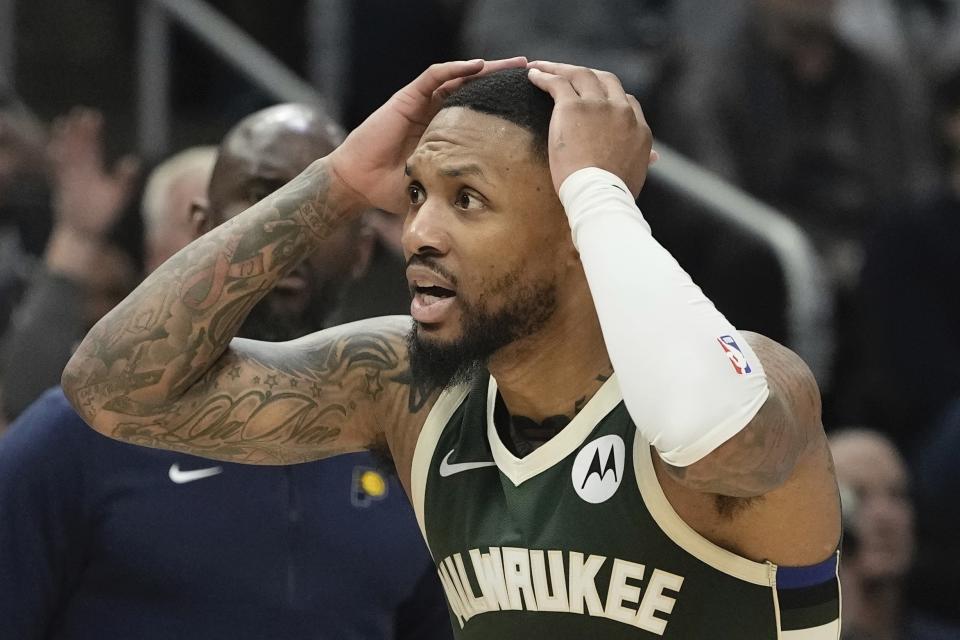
[487,373,622,487]
[633,436,775,586]
[411,383,471,556]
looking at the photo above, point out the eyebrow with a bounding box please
[440,164,487,179]
[405,163,491,183]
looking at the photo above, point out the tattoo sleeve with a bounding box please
[661,333,822,500]
[60,159,414,463]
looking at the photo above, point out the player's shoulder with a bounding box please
[742,332,819,394]
[742,332,822,444]
[288,315,412,357]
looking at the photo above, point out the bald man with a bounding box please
[198,103,408,339]
[0,105,449,640]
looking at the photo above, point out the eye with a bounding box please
[408,183,425,206]
[455,190,484,211]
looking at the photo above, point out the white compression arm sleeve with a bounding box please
[559,168,770,467]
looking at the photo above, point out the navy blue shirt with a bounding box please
[0,387,452,640]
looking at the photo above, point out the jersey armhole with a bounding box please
[410,384,471,557]
[632,436,775,586]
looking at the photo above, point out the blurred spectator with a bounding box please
[912,398,960,624]
[841,66,960,452]
[331,205,411,326]
[668,0,937,290]
[142,146,217,273]
[0,108,140,422]
[0,103,450,639]
[838,0,960,79]
[0,91,48,335]
[830,428,959,639]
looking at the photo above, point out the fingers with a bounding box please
[411,57,527,101]
[49,107,105,167]
[595,71,626,102]
[478,56,529,76]
[434,56,528,101]
[527,67,579,102]
[527,60,608,98]
[626,93,650,130]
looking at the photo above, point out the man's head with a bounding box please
[830,428,914,583]
[201,103,373,341]
[402,69,580,389]
[142,146,217,273]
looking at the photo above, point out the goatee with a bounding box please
[406,276,558,392]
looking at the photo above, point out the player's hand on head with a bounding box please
[328,57,527,215]
[526,61,653,199]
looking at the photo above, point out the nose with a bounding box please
[402,196,451,258]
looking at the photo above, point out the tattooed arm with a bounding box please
[59,155,414,462]
[660,332,827,498]
[61,59,527,462]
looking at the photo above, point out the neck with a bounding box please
[488,289,611,423]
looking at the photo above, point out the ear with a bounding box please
[190,198,211,238]
[351,224,377,280]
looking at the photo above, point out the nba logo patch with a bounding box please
[718,335,752,374]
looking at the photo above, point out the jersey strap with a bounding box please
[411,382,471,552]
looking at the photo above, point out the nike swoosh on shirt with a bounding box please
[168,463,223,484]
[438,449,497,477]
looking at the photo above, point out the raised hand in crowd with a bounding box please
[0,108,139,423]
[44,107,140,283]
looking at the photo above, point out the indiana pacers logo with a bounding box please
[351,466,388,508]
[572,435,625,504]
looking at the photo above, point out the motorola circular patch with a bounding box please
[572,434,625,504]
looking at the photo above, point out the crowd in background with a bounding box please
[1,0,959,638]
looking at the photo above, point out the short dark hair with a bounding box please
[441,68,552,160]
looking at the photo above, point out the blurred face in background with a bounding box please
[831,430,914,582]
[202,104,372,342]
[755,0,836,34]
[143,148,217,274]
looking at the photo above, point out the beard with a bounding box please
[406,272,558,392]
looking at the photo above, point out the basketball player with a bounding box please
[62,59,842,638]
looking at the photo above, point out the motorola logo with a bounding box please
[572,434,625,504]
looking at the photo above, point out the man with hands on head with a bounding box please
[64,58,842,638]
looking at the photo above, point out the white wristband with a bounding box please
[560,168,770,467]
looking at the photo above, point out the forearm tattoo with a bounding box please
[62,161,424,463]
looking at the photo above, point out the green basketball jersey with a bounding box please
[411,373,840,639]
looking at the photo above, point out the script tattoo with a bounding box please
[62,160,431,463]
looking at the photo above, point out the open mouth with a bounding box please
[413,284,456,304]
[409,279,458,325]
